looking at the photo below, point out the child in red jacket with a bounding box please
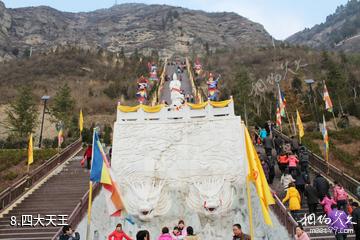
[108,223,132,240]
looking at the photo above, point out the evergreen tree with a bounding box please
[5,87,39,138]
[51,84,75,131]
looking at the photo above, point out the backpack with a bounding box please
[336,187,348,200]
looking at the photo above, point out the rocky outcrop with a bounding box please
[0,2,272,59]
[286,0,360,52]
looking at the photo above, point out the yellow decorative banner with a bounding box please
[141,104,164,113]
[210,99,232,108]
[117,105,141,112]
[187,102,208,109]
[117,104,164,113]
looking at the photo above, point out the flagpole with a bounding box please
[285,109,293,135]
[86,128,96,240]
[86,181,93,240]
[331,111,338,131]
[291,114,297,136]
[246,175,254,239]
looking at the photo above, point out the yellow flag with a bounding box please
[28,133,33,165]
[244,127,275,225]
[296,109,304,139]
[79,109,84,133]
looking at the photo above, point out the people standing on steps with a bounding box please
[281,168,295,192]
[59,225,80,240]
[108,223,132,240]
[259,128,267,142]
[333,182,349,213]
[304,182,319,215]
[294,226,310,240]
[232,223,251,240]
[84,144,93,170]
[282,182,301,221]
[263,134,274,157]
[274,135,284,155]
[184,226,200,240]
[290,136,300,155]
[158,227,174,240]
[177,220,187,237]
[351,202,360,240]
[136,230,150,240]
[320,194,337,216]
[287,154,299,177]
[277,152,289,174]
[313,173,330,201]
[171,227,184,240]
[328,204,351,240]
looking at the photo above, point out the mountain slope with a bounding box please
[287,0,360,52]
[0,2,272,60]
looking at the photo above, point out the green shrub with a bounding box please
[0,148,58,172]
[3,171,18,181]
[302,136,322,156]
[331,145,356,165]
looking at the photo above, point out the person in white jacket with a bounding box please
[281,168,295,192]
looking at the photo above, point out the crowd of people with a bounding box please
[254,124,360,240]
[59,222,251,240]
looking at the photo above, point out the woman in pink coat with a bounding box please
[287,154,299,176]
[294,226,310,240]
[158,227,175,240]
[320,194,337,215]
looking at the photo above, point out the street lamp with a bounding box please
[304,79,320,130]
[39,95,50,148]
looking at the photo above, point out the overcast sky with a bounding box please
[2,0,349,40]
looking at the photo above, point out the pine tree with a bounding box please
[51,84,75,131]
[5,87,38,138]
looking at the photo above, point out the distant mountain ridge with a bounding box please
[286,0,360,52]
[0,1,272,61]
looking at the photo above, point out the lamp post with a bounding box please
[305,79,320,130]
[38,95,50,148]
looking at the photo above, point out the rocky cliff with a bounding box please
[0,2,272,60]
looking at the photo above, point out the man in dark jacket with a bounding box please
[291,136,300,155]
[59,225,80,240]
[351,202,360,240]
[263,135,274,157]
[313,173,330,201]
[304,182,319,215]
[232,224,251,240]
[273,136,283,155]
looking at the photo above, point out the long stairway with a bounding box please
[160,59,193,104]
[0,154,89,240]
[266,148,356,239]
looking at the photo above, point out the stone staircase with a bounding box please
[0,154,89,240]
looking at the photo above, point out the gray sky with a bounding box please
[2,0,349,39]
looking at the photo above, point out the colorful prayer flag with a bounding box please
[278,86,286,117]
[323,83,333,112]
[58,128,64,148]
[90,131,124,216]
[321,115,329,161]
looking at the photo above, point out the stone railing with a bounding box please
[116,99,236,122]
[185,57,197,101]
[152,58,167,105]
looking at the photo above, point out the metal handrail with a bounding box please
[0,138,82,213]
[273,129,360,201]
